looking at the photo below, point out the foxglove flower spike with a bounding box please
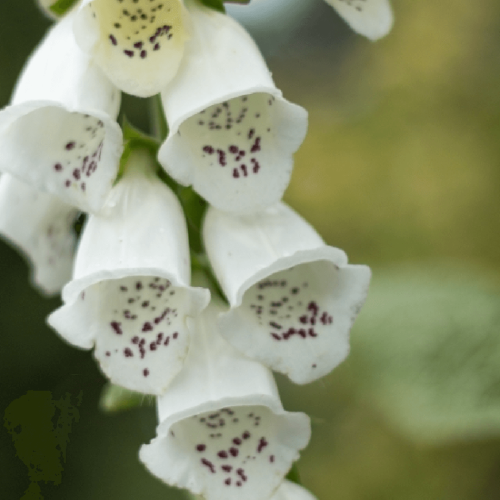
[140,300,311,500]
[0,11,122,214]
[325,0,393,40]
[203,203,371,384]
[0,174,79,295]
[73,0,190,97]
[158,0,307,213]
[48,150,210,394]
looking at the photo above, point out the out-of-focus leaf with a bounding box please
[99,383,153,413]
[351,265,500,443]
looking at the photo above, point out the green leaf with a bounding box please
[351,265,500,443]
[48,0,80,17]
[199,0,226,13]
[99,383,154,413]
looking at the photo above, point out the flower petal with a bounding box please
[48,151,210,394]
[139,301,311,500]
[0,174,79,295]
[203,203,371,384]
[324,0,393,40]
[0,12,122,214]
[272,481,318,500]
[74,0,189,97]
[158,2,307,213]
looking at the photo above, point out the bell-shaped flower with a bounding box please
[139,300,311,500]
[158,1,308,214]
[73,0,190,97]
[203,203,371,385]
[324,0,393,40]
[272,480,318,500]
[0,11,122,214]
[48,150,210,395]
[0,174,79,296]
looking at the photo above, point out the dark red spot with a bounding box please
[142,322,153,332]
[109,34,117,45]
[218,451,228,459]
[201,459,215,474]
[140,50,147,58]
[233,438,242,446]
[257,437,268,453]
[222,465,232,472]
[124,50,134,57]
[203,145,214,154]
[196,444,206,452]
[124,348,133,357]
[132,336,139,344]
[173,332,178,339]
[110,322,122,335]
[229,145,238,154]
[54,163,62,172]
[143,369,149,377]
[225,479,231,486]
[229,447,239,457]
[65,141,75,150]
[134,41,143,49]
[270,455,275,463]
[243,431,250,440]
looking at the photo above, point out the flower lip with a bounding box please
[74,0,190,97]
[0,102,123,214]
[325,0,394,41]
[61,268,210,318]
[164,86,282,139]
[229,247,348,308]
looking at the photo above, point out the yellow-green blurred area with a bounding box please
[1,0,500,499]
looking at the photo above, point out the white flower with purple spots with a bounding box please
[0,11,122,214]
[140,301,311,500]
[48,150,210,395]
[0,174,79,296]
[73,0,190,97]
[325,0,393,40]
[203,203,371,385]
[158,1,307,213]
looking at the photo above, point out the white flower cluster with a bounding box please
[0,0,393,498]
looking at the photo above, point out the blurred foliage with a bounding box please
[352,266,500,443]
[1,0,500,499]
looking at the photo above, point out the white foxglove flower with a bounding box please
[0,11,122,214]
[272,480,318,500]
[158,1,307,213]
[324,0,393,40]
[73,0,190,97]
[48,150,210,395]
[140,301,311,500]
[203,203,371,384]
[0,174,79,296]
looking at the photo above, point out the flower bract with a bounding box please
[0,11,123,214]
[140,300,311,500]
[0,174,79,295]
[158,0,307,213]
[203,203,371,384]
[73,0,190,97]
[48,150,210,394]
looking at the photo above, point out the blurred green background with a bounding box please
[1,0,500,499]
